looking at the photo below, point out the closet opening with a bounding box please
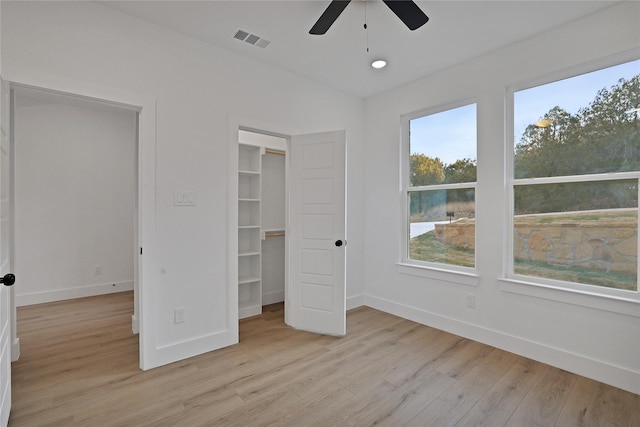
[237,129,287,330]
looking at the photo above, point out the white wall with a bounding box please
[13,91,136,306]
[1,1,365,366]
[363,2,640,394]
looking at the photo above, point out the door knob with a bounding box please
[335,240,346,247]
[0,273,15,287]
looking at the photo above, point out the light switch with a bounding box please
[174,191,197,206]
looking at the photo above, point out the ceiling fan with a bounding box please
[310,0,429,35]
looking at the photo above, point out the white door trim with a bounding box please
[0,76,13,427]
[5,75,157,370]
[228,116,347,338]
[228,116,304,334]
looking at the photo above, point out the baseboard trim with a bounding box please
[131,314,139,334]
[364,294,640,395]
[148,331,238,370]
[262,290,284,305]
[347,294,365,310]
[11,338,20,362]
[16,280,134,306]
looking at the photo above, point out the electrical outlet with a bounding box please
[94,265,102,275]
[465,294,476,308]
[174,307,186,324]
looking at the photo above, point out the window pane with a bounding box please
[514,60,640,179]
[514,180,637,291]
[409,188,475,267]
[409,104,477,186]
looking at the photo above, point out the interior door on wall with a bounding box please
[0,77,12,427]
[288,130,346,336]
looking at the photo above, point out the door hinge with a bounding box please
[140,247,143,255]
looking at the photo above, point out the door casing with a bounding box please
[229,119,347,339]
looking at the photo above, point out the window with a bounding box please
[402,102,477,270]
[511,59,640,293]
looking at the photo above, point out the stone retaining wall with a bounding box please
[434,221,637,274]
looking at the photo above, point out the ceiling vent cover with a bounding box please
[233,29,270,49]
[233,29,250,41]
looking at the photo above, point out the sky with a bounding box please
[410,59,640,166]
[514,59,640,142]
[410,103,476,165]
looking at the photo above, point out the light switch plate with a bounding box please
[174,191,197,206]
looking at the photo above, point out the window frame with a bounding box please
[399,98,479,279]
[504,52,640,307]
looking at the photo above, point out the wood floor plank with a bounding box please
[454,356,545,427]
[8,292,640,427]
[406,347,520,426]
[504,364,577,427]
[272,382,355,427]
[364,370,456,426]
[383,331,465,387]
[556,375,640,427]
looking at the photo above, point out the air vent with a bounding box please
[234,29,249,41]
[233,29,270,49]
[255,39,271,49]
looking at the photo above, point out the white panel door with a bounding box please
[0,77,12,427]
[289,131,346,336]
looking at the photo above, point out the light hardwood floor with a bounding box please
[9,291,639,426]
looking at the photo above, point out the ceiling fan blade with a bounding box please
[310,0,351,35]
[382,0,429,31]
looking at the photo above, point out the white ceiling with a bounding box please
[101,1,619,99]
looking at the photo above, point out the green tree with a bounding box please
[514,74,640,214]
[410,154,444,186]
[578,75,640,173]
[445,158,477,183]
[514,106,581,179]
[409,154,445,218]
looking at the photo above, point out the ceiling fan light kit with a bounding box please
[309,0,429,35]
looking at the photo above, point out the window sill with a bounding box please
[396,263,479,287]
[498,277,640,318]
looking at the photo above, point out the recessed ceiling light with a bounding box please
[371,60,387,69]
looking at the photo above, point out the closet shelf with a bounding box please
[238,142,263,319]
[239,251,260,257]
[239,276,260,285]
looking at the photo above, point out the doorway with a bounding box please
[234,126,348,338]
[11,86,140,362]
[237,129,287,328]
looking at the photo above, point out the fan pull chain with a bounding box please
[364,0,369,52]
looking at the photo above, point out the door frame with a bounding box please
[236,127,290,322]
[6,76,157,370]
[228,116,301,336]
[229,116,347,335]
